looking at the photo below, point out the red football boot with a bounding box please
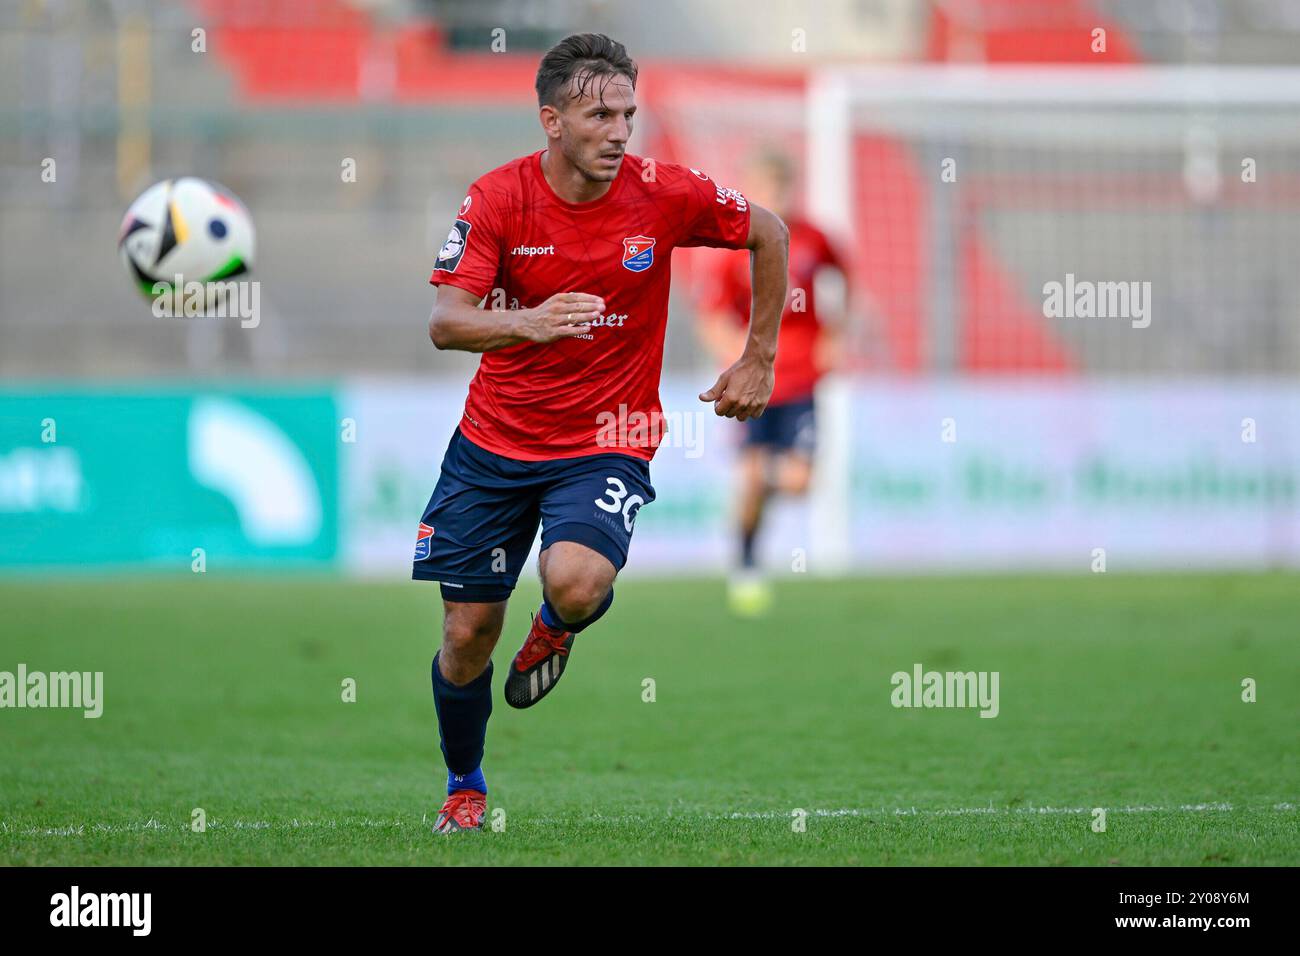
[432,789,487,833]
[504,613,575,709]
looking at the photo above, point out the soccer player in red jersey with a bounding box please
[414,34,789,832]
[697,149,848,617]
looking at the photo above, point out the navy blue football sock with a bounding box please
[540,587,613,633]
[740,527,758,569]
[430,653,492,792]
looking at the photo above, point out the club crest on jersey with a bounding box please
[621,235,656,273]
[414,522,435,560]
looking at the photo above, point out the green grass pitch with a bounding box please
[1,573,1296,865]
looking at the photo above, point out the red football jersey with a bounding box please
[429,150,751,461]
[701,217,842,405]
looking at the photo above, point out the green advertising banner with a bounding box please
[0,386,338,570]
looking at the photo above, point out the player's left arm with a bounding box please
[698,204,789,421]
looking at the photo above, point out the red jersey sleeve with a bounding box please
[429,180,507,300]
[816,227,847,273]
[677,167,751,250]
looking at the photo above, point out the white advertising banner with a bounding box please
[839,379,1300,571]
[339,377,1300,576]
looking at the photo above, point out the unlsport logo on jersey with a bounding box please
[621,235,655,273]
[50,886,151,936]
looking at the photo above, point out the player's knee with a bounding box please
[442,612,498,649]
[546,575,610,624]
[440,609,501,681]
[778,459,813,495]
[781,470,811,495]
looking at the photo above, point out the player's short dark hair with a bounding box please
[535,33,637,110]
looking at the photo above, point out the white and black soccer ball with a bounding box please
[118,177,255,299]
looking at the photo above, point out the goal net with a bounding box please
[650,65,1300,571]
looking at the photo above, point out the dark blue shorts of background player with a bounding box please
[742,395,816,456]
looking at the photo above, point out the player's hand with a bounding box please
[699,353,775,421]
[518,292,605,343]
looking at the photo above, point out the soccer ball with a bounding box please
[118,177,255,299]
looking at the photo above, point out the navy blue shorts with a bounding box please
[743,396,816,455]
[412,427,656,603]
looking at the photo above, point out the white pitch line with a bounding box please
[1,802,1293,837]
[724,802,1240,820]
[0,818,412,838]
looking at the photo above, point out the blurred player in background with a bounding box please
[697,149,849,617]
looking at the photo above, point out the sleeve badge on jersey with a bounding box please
[435,219,472,272]
[621,235,656,273]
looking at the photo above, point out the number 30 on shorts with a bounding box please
[594,476,644,532]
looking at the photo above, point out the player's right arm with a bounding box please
[427,178,602,352]
[428,288,605,352]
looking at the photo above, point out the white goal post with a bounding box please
[804,65,1300,574]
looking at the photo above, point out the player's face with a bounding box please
[744,161,794,217]
[556,74,636,183]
